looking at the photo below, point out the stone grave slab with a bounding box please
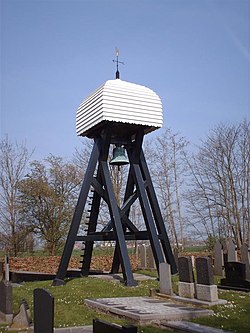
[85,297,213,323]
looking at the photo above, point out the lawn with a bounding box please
[0,271,248,333]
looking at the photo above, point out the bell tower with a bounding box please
[53,69,177,287]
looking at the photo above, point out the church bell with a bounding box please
[110,145,129,167]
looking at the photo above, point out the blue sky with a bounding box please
[1,0,249,160]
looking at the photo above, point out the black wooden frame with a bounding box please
[53,129,177,287]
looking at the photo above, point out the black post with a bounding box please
[53,139,101,285]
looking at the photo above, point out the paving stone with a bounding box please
[54,326,93,333]
[162,320,232,333]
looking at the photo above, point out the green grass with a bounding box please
[12,276,159,329]
[5,273,249,333]
[193,289,250,333]
[0,266,249,332]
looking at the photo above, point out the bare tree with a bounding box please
[0,137,32,255]
[145,128,188,249]
[185,120,250,247]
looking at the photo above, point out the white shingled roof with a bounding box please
[76,79,163,137]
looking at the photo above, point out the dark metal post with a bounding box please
[140,151,177,274]
[100,160,137,286]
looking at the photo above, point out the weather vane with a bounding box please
[112,47,124,79]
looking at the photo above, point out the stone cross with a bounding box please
[213,240,224,276]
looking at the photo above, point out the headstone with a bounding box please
[11,299,32,329]
[93,318,137,333]
[178,257,195,298]
[228,237,237,262]
[0,262,3,281]
[178,257,194,283]
[220,262,250,291]
[222,241,228,265]
[173,248,179,269]
[159,262,173,295]
[139,245,147,269]
[34,288,54,333]
[213,240,224,276]
[147,246,156,269]
[196,257,218,302]
[240,243,250,280]
[0,280,13,323]
[196,257,214,285]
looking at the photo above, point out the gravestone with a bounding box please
[147,246,156,269]
[195,257,218,302]
[178,256,195,298]
[159,262,173,295]
[228,238,237,262]
[220,262,250,291]
[240,243,250,280]
[139,245,147,269]
[11,299,32,329]
[93,319,137,333]
[0,262,3,281]
[34,288,54,333]
[196,257,214,285]
[213,240,224,276]
[173,248,179,270]
[0,280,13,323]
[222,241,228,266]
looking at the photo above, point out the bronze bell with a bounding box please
[110,145,129,166]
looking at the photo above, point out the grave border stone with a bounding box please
[93,318,137,333]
